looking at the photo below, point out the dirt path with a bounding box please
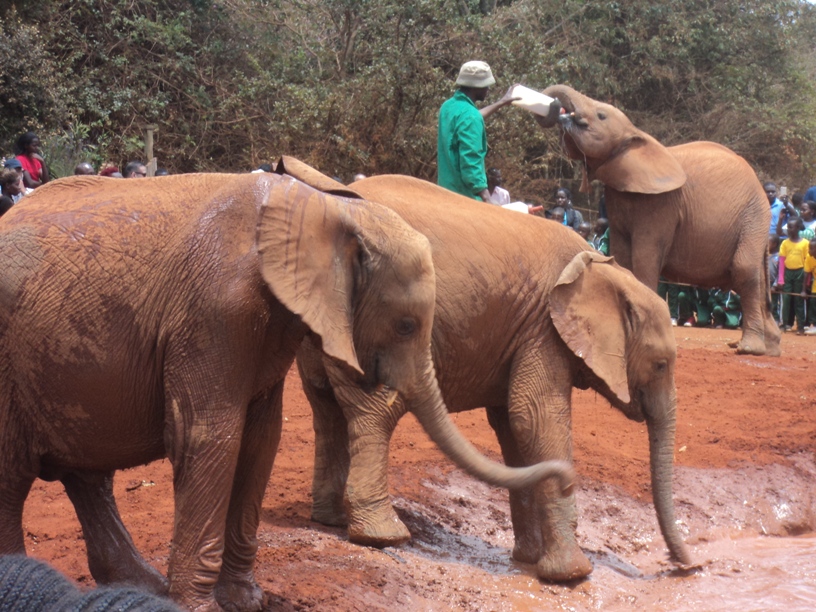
[22,328,816,610]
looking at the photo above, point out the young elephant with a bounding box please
[539,84,780,356]
[0,173,571,612]
[293,172,692,583]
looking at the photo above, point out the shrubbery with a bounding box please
[2,0,814,207]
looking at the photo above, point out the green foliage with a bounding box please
[2,0,814,201]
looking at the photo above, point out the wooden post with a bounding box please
[144,124,158,177]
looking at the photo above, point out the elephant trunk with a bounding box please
[405,357,574,493]
[646,391,693,566]
[542,85,585,110]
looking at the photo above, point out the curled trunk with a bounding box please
[406,357,574,493]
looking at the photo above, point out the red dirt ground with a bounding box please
[21,328,816,611]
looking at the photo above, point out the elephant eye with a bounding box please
[395,318,417,337]
[597,111,607,120]
[654,360,668,374]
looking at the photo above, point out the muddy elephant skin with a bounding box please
[0,173,572,612]
[541,84,780,357]
[292,171,692,583]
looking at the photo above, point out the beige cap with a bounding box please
[455,61,495,88]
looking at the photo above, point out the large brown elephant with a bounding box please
[286,166,692,583]
[540,84,780,356]
[0,173,571,611]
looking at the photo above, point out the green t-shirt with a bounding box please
[437,90,488,200]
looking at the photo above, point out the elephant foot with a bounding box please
[215,575,263,612]
[347,507,411,548]
[535,542,593,582]
[311,500,347,527]
[180,595,224,612]
[126,563,168,596]
[511,539,542,565]
[734,340,770,356]
[734,327,781,357]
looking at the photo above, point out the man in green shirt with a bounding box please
[437,61,517,201]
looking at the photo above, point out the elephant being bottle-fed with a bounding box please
[0,172,573,612]
[537,84,780,357]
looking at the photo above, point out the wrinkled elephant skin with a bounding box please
[0,173,562,611]
[541,84,780,357]
[289,170,692,583]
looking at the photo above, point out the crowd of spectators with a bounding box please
[3,131,815,336]
[0,131,179,218]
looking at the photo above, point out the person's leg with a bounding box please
[790,269,806,332]
[771,290,781,325]
[782,269,793,330]
[695,289,712,327]
[677,290,692,325]
[667,283,679,320]
[711,305,726,328]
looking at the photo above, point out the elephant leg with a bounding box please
[0,453,35,556]
[298,350,350,527]
[62,470,168,595]
[500,344,591,582]
[328,369,410,547]
[163,369,250,611]
[731,242,781,356]
[485,406,541,559]
[608,226,633,273]
[215,385,283,612]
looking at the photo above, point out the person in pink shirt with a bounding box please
[14,132,49,189]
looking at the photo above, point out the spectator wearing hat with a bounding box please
[14,132,49,189]
[437,60,517,201]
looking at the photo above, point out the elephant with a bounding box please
[0,173,572,611]
[282,164,692,583]
[539,84,780,357]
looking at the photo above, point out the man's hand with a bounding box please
[480,85,521,120]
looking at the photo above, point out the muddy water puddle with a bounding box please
[351,460,816,612]
[250,458,816,612]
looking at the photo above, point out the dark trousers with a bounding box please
[782,268,805,330]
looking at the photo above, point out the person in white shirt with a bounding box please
[486,167,511,206]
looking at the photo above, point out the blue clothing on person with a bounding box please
[805,185,816,203]
[769,198,786,236]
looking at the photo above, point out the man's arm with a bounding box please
[480,85,519,120]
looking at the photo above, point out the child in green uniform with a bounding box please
[777,217,809,333]
[709,289,742,329]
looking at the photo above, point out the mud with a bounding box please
[22,328,816,611]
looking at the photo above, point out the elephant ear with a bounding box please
[593,132,687,195]
[274,155,363,199]
[257,175,368,374]
[550,251,631,403]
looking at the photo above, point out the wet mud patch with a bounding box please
[20,328,816,610]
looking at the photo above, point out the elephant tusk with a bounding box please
[385,388,399,407]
